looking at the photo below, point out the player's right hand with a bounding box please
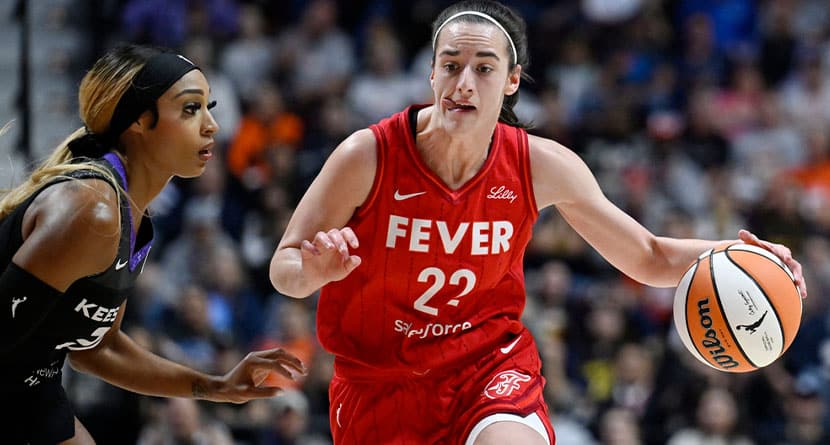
[300,227,361,285]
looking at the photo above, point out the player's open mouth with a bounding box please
[444,98,476,112]
[199,142,214,161]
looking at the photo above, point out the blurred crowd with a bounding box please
[13,0,830,444]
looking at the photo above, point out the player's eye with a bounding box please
[184,103,202,115]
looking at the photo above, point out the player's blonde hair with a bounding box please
[0,46,154,218]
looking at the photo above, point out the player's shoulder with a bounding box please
[527,134,583,167]
[29,176,121,242]
[331,128,378,166]
[18,175,122,282]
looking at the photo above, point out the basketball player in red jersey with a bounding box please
[270,1,807,443]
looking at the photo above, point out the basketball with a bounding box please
[673,243,802,372]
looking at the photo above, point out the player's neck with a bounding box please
[113,152,167,217]
[416,111,493,189]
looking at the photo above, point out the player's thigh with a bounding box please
[472,420,548,445]
[467,412,551,445]
[59,418,95,445]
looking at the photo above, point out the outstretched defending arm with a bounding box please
[68,302,304,402]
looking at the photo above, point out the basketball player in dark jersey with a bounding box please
[0,44,304,444]
[270,1,807,444]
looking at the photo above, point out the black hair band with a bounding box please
[68,52,199,159]
[107,52,200,140]
[106,52,199,141]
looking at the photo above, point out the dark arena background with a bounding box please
[2,0,830,444]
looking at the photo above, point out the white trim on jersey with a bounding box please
[464,412,550,445]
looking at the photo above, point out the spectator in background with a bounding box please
[138,398,234,445]
[744,177,807,255]
[158,285,230,372]
[255,299,316,389]
[731,93,804,201]
[220,4,276,101]
[546,36,598,127]
[676,0,758,57]
[240,182,295,296]
[643,62,683,117]
[758,0,797,88]
[774,373,830,445]
[666,387,755,445]
[604,343,656,417]
[302,351,336,439]
[786,125,830,207]
[226,82,303,191]
[261,389,330,445]
[275,0,355,107]
[581,0,643,26]
[677,13,726,89]
[676,87,731,172]
[121,0,239,48]
[347,19,418,126]
[149,147,239,251]
[710,61,765,140]
[531,86,573,146]
[159,197,237,304]
[597,407,643,445]
[779,49,830,133]
[296,98,356,199]
[200,243,266,348]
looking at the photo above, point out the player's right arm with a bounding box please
[1,178,120,353]
[269,129,377,298]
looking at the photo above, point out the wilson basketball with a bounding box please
[673,243,802,372]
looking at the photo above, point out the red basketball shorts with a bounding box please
[328,329,556,444]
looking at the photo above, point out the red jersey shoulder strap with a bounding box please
[497,122,538,217]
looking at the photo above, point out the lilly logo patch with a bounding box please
[487,185,518,203]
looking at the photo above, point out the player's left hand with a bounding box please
[209,348,306,403]
[739,229,807,299]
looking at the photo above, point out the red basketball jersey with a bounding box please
[318,105,539,377]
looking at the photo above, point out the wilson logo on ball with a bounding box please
[697,297,739,370]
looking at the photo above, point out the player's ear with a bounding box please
[504,65,521,96]
[126,110,153,136]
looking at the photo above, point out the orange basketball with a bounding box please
[673,243,802,372]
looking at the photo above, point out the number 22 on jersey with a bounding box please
[414,267,476,316]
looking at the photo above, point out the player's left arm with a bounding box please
[528,134,806,296]
[68,301,305,403]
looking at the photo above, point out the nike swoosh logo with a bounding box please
[500,335,522,354]
[115,258,129,270]
[394,190,427,201]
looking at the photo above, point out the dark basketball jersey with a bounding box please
[318,105,539,377]
[0,153,153,391]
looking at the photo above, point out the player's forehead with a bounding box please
[434,21,509,59]
[160,70,210,101]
